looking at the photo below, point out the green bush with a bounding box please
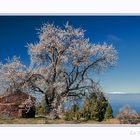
[79,97,99,121]
[35,103,44,116]
[64,104,80,121]
[63,92,113,122]
[78,92,113,121]
[104,104,113,120]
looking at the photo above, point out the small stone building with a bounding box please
[0,91,35,119]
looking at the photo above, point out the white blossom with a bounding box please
[0,22,117,117]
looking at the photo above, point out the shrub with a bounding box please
[64,104,80,121]
[78,92,113,121]
[64,91,113,122]
[35,103,44,116]
[79,97,100,121]
[98,93,109,121]
[104,104,113,120]
[116,105,139,124]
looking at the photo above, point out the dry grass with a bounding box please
[0,118,121,124]
[0,118,46,124]
[101,118,120,124]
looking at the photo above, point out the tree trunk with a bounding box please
[42,94,64,119]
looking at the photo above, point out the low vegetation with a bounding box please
[116,105,140,124]
[61,91,113,122]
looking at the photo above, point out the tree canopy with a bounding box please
[0,23,117,118]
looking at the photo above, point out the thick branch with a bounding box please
[81,57,105,79]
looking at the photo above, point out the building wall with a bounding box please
[0,92,36,118]
[0,103,19,118]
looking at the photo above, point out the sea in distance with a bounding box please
[105,93,140,116]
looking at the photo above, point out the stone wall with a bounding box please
[0,91,36,118]
[0,103,19,118]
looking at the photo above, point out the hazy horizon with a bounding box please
[106,92,140,94]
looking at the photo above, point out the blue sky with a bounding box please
[0,16,140,93]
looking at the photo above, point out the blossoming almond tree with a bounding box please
[27,23,117,118]
[0,56,27,93]
[0,23,117,118]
